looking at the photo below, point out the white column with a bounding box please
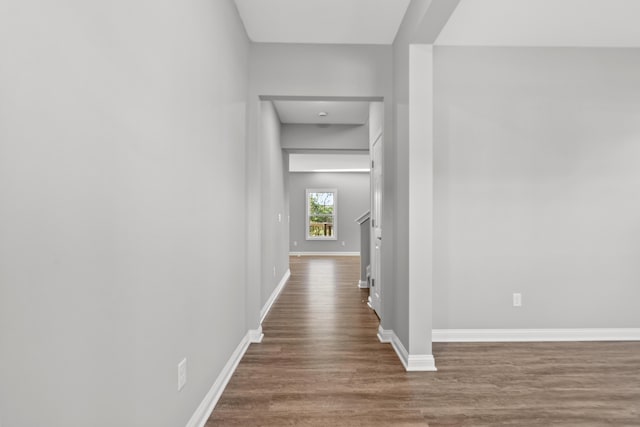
[407,44,436,371]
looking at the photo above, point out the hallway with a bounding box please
[208,256,640,426]
[208,255,417,425]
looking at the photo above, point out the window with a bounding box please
[306,189,337,240]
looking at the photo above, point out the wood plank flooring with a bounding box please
[208,256,640,426]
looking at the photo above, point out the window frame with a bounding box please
[305,188,338,241]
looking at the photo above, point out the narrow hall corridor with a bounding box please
[208,255,418,426]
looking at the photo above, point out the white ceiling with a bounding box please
[289,153,370,172]
[233,0,411,44]
[436,0,640,47]
[273,100,369,125]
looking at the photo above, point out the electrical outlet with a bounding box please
[341,241,346,247]
[513,293,522,307]
[273,266,276,278]
[178,358,187,391]
[293,241,298,247]
[278,213,282,223]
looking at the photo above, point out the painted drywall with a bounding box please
[281,124,369,151]
[433,47,640,329]
[260,101,290,308]
[245,43,394,334]
[407,45,435,357]
[0,1,250,426]
[250,44,393,99]
[289,173,370,253]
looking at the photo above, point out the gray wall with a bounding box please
[282,124,369,151]
[0,1,250,426]
[250,44,393,99]
[289,173,370,253]
[433,47,640,329]
[260,102,290,307]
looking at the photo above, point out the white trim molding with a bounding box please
[377,326,394,343]
[185,329,258,427]
[289,251,360,257]
[378,326,437,372]
[358,280,369,289]
[260,269,291,324]
[248,326,264,344]
[432,328,640,342]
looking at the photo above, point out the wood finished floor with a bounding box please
[208,256,640,426]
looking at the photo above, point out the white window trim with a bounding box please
[305,188,338,241]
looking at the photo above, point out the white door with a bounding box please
[370,134,383,316]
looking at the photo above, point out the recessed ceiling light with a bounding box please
[318,112,328,117]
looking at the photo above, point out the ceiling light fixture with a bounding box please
[318,112,328,117]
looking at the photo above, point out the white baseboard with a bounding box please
[248,326,264,343]
[185,328,260,427]
[289,251,360,257]
[358,280,369,289]
[432,328,640,342]
[377,326,394,343]
[260,269,291,324]
[377,326,437,372]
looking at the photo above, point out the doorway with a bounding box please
[258,96,384,321]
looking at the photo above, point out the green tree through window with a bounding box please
[306,189,337,239]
